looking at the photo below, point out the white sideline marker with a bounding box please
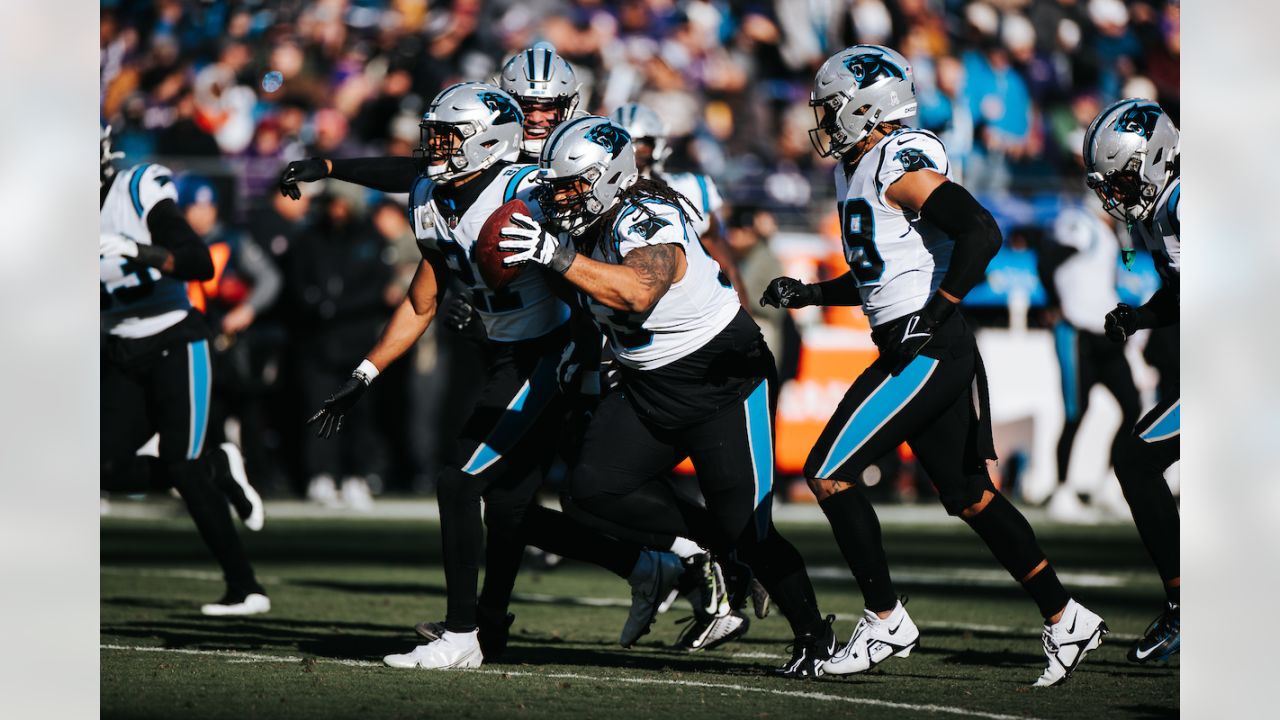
[100,644,1045,720]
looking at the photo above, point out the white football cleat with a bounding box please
[1034,599,1108,687]
[383,631,483,669]
[822,600,919,676]
[341,477,375,512]
[678,609,750,652]
[201,592,271,617]
[620,550,684,647]
[220,443,264,531]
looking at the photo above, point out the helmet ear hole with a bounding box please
[1152,146,1163,164]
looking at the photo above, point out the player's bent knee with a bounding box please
[942,477,997,517]
[805,475,856,502]
[437,466,482,506]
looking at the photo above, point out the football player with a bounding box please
[607,102,749,308]
[100,127,268,615]
[1083,98,1181,663]
[279,83,699,669]
[497,115,834,677]
[760,45,1106,686]
[499,42,582,164]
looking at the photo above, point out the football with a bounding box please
[475,198,530,290]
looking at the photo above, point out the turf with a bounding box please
[102,512,1178,719]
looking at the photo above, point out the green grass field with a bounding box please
[102,509,1178,719]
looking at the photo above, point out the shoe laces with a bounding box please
[1144,606,1179,644]
[1042,627,1059,654]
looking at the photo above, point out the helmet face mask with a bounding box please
[417,83,524,183]
[1082,98,1179,223]
[101,125,123,187]
[537,116,638,236]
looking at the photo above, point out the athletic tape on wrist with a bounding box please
[354,359,380,384]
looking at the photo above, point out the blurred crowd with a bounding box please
[99,0,1179,503]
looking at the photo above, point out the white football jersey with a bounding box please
[1052,206,1120,334]
[100,163,193,338]
[834,128,955,327]
[409,163,570,342]
[586,198,739,370]
[657,170,723,236]
[1131,176,1180,285]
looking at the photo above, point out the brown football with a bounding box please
[475,198,531,290]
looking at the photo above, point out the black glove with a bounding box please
[279,158,329,200]
[442,293,477,333]
[306,373,369,438]
[884,294,956,376]
[760,277,821,309]
[1104,303,1141,342]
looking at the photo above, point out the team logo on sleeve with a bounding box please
[843,53,908,89]
[629,215,671,240]
[477,91,523,126]
[894,147,936,172]
[585,123,631,159]
[1112,103,1162,140]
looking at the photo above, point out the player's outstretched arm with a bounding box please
[567,244,682,313]
[306,253,444,438]
[760,272,862,308]
[279,156,422,198]
[1104,275,1179,342]
[100,199,214,280]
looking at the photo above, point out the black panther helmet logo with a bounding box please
[843,52,908,89]
[629,215,671,240]
[894,147,936,172]
[477,91,523,126]
[584,122,631,159]
[1112,103,1162,140]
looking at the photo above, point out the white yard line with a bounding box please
[100,644,1044,720]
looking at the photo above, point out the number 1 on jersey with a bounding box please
[840,198,883,285]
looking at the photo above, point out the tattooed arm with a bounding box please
[561,243,687,314]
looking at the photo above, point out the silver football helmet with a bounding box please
[608,103,669,174]
[809,44,917,158]
[1082,98,1180,223]
[537,116,638,236]
[499,42,582,157]
[418,82,524,182]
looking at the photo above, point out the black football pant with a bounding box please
[1114,396,1180,588]
[1053,322,1141,485]
[101,337,261,595]
[435,328,659,633]
[805,312,1065,615]
[570,379,823,637]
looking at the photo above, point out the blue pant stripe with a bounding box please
[1054,322,1079,421]
[460,355,558,475]
[744,380,774,539]
[1138,400,1180,443]
[816,355,939,479]
[186,340,211,459]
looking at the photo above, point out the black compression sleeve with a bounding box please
[919,181,1003,299]
[328,157,423,193]
[145,199,214,280]
[1136,277,1179,328]
[814,272,862,306]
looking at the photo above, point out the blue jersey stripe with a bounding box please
[129,163,150,217]
[187,339,211,459]
[694,174,710,214]
[504,166,538,202]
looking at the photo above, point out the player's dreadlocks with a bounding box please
[587,177,703,253]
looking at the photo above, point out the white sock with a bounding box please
[669,536,705,560]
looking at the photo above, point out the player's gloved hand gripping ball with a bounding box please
[497,213,577,274]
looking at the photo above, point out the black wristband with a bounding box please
[133,243,170,269]
[922,292,958,325]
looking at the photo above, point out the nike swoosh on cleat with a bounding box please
[1132,644,1159,660]
[1067,616,1077,634]
[888,620,904,635]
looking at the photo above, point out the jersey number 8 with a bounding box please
[840,198,884,285]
